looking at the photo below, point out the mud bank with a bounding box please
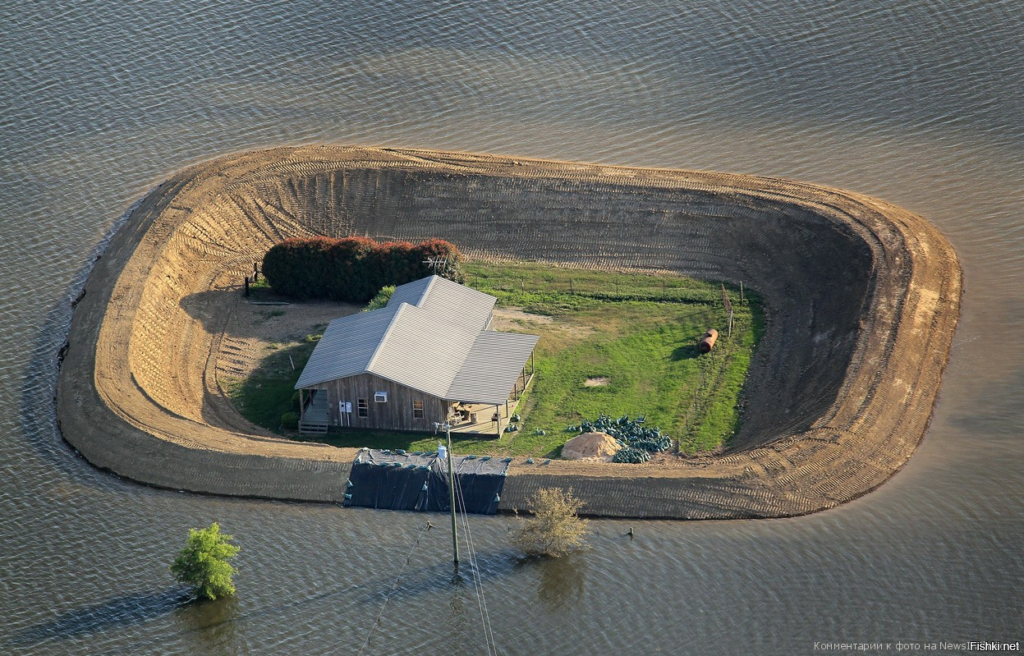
[56,145,960,518]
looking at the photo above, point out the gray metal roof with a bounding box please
[292,304,401,390]
[295,276,535,403]
[385,276,433,308]
[445,331,539,404]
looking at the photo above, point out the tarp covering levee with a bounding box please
[343,449,509,515]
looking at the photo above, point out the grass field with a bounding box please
[225,260,762,458]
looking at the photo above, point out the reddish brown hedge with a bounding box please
[262,237,464,302]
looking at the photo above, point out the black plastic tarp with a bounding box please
[343,449,510,515]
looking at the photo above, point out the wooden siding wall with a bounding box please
[324,373,447,432]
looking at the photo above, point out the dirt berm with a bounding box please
[56,145,961,518]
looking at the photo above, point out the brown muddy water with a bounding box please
[1,2,1021,654]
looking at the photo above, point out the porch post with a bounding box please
[299,388,304,421]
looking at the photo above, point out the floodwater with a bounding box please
[1,2,1021,654]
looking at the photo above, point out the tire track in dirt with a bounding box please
[56,146,961,517]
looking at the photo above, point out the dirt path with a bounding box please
[56,145,961,517]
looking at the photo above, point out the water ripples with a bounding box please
[1,0,1022,653]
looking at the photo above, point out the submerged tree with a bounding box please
[511,488,590,557]
[170,522,240,600]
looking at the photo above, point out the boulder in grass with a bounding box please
[561,432,622,461]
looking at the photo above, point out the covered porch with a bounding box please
[446,353,535,436]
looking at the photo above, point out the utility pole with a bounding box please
[445,423,460,566]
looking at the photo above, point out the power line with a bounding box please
[454,473,499,655]
[455,481,491,654]
[455,483,495,655]
[355,446,500,656]
[355,521,431,656]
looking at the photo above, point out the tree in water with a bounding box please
[170,522,240,600]
[511,488,590,557]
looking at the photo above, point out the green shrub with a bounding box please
[170,523,240,601]
[262,237,464,302]
[364,285,396,312]
[377,241,417,284]
[325,236,378,301]
[262,236,334,299]
[281,411,299,429]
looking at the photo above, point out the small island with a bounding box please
[56,145,961,519]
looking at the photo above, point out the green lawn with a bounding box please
[225,260,763,458]
[221,333,322,432]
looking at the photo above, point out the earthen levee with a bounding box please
[56,145,961,517]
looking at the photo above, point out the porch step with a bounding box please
[299,421,329,435]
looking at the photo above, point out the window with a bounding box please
[374,391,388,403]
[413,400,424,419]
[357,399,368,418]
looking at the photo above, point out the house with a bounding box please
[294,275,538,436]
